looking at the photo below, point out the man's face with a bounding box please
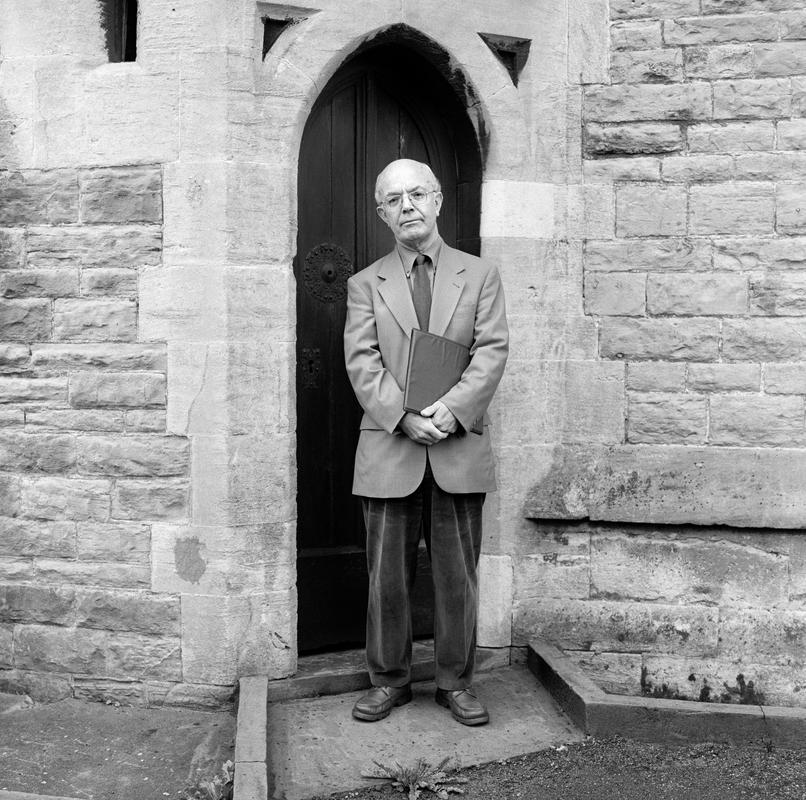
[376,162,443,250]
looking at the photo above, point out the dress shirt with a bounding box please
[396,236,442,292]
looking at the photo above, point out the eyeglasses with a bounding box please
[378,189,437,211]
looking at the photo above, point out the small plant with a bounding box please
[363,756,468,800]
[180,760,234,800]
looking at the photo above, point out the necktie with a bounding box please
[411,254,432,331]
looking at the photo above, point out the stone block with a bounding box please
[685,44,753,79]
[0,559,34,581]
[21,476,110,522]
[646,273,747,315]
[0,518,75,558]
[80,268,137,297]
[76,590,179,636]
[478,554,513,648]
[0,474,20,516]
[689,183,774,234]
[585,238,710,272]
[32,343,166,371]
[778,120,806,150]
[583,272,646,316]
[77,521,150,563]
[76,434,189,478]
[568,0,609,84]
[719,609,806,663]
[72,678,145,706]
[600,318,718,361]
[585,123,682,156]
[560,362,627,445]
[610,0,700,19]
[0,269,79,299]
[0,343,30,372]
[611,20,662,50]
[479,181,554,239]
[27,225,161,270]
[506,314,597,362]
[513,553,590,601]
[0,431,75,473]
[627,393,707,444]
[583,157,661,182]
[0,408,23,426]
[0,377,66,403]
[35,559,150,589]
[702,0,804,11]
[616,184,687,237]
[111,479,189,521]
[793,76,806,117]
[713,78,791,119]
[13,625,181,680]
[710,394,806,446]
[513,598,719,655]
[0,669,72,702]
[0,299,51,341]
[714,236,806,271]
[777,184,806,234]
[753,41,806,78]
[781,9,806,40]
[26,409,126,432]
[750,274,806,315]
[626,362,686,392]
[765,364,806,395]
[69,372,165,408]
[125,410,166,433]
[78,167,162,224]
[0,170,78,225]
[0,625,11,668]
[687,363,760,392]
[661,154,734,182]
[0,228,25,270]
[53,299,137,342]
[592,531,788,606]
[584,82,711,123]
[560,185,615,240]
[0,584,75,625]
[610,49,684,83]
[687,121,774,153]
[160,682,235,709]
[663,14,779,44]
[722,319,806,361]
[733,152,806,181]
[566,650,643,695]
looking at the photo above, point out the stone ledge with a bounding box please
[234,676,268,800]
[528,640,806,748]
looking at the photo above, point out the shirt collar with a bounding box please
[396,236,443,277]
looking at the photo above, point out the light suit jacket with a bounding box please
[344,242,508,498]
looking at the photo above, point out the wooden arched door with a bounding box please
[295,43,481,653]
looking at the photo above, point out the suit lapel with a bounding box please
[377,251,418,337]
[430,244,465,337]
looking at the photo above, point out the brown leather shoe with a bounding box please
[435,687,489,726]
[352,685,412,721]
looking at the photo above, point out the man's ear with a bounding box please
[434,191,443,216]
[376,205,389,226]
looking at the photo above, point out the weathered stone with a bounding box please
[0,343,30,372]
[513,598,719,655]
[719,609,806,662]
[664,14,779,44]
[478,554,513,648]
[0,228,25,269]
[600,318,718,361]
[750,274,806,315]
[76,591,179,636]
[661,154,734,182]
[781,9,806,40]
[13,625,181,680]
[611,20,662,50]
[0,170,78,225]
[778,120,806,150]
[585,238,710,271]
[647,273,747,315]
[32,343,166,371]
[714,236,806,271]
[610,49,683,83]
[582,157,661,182]
[34,559,150,588]
[585,122,682,156]
[21,476,110,521]
[0,270,78,299]
[610,0,700,19]
[26,225,161,269]
[0,584,74,625]
[733,152,806,181]
[616,184,687,236]
[161,682,235,709]
[78,167,162,224]
[688,43,753,79]
[702,0,805,12]
[777,184,806,234]
[25,409,126,432]
[687,363,760,392]
[69,372,165,408]
[0,377,66,402]
[53,299,137,342]
[585,82,711,122]
[125,410,166,433]
[0,625,12,668]
[513,553,590,600]
[76,434,189,477]
[0,474,20,516]
[112,479,188,521]
[722,319,806,361]
[72,678,145,706]
[713,78,791,118]
[765,364,806,395]
[626,362,686,392]
[687,121,774,153]
[627,393,707,444]
[0,669,72,702]
[80,268,137,297]
[0,518,75,558]
[792,76,806,116]
[753,41,806,78]
[0,299,51,341]
[565,650,643,696]
[0,431,75,473]
[0,559,34,581]
[76,521,150,563]
[710,394,806,446]
[689,183,774,234]
[583,273,646,316]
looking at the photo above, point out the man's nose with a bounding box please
[400,192,415,211]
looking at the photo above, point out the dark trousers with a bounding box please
[361,465,484,691]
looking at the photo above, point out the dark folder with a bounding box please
[403,329,483,435]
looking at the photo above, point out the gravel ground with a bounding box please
[317,738,806,800]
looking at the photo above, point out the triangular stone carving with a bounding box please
[258,3,320,59]
[478,32,531,86]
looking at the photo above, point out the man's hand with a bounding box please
[399,412,449,445]
[421,400,458,434]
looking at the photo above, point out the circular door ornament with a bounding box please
[303,243,352,303]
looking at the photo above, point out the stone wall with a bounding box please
[516,0,806,707]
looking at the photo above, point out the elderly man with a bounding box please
[343,158,508,726]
